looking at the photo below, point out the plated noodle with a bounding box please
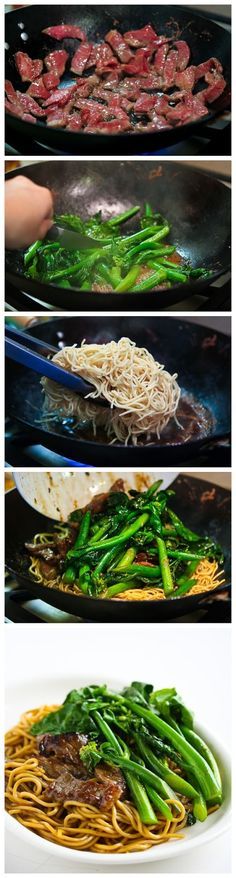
[5,682,222,855]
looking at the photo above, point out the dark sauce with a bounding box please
[42,394,214,447]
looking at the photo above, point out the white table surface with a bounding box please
[5,624,231,873]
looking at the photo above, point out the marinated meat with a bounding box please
[43,71,61,90]
[43,84,78,108]
[42,25,86,41]
[71,43,92,74]
[7,24,227,134]
[105,29,133,63]
[124,25,161,47]
[37,731,126,810]
[174,40,191,71]
[14,51,43,82]
[27,77,51,100]
[44,49,69,77]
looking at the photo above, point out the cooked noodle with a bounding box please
[42,338,181,445]
[5,706,188,854]
[28,536,225,601]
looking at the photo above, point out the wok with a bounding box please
[5,316,231,466]
[5,474,231,622]
[5,5,231,156]
[5,161,231,312]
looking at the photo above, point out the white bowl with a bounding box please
[5,674,231,866]
[14,471,178,520]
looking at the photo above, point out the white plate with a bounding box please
[5,674,231,866]
[14,472,178,520]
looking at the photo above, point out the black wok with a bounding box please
[5,316,231,466]
[5,161,231,312]
[5,5,231,156]
[5,474,231,622]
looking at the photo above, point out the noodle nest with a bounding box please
[5,706,187,854]
[41,337,181,445]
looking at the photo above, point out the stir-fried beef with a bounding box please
[43,770,125,807]
[38,732,88,762]
[37,731,126,809]
[6,23,227,132]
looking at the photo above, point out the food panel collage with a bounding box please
[4,2,232,874]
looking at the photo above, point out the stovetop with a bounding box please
[5,576,231,624]
[5,418,231,467]
[5,268,231,313]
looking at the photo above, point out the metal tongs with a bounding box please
[5,325,108,405]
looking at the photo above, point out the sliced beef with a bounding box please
[71,43,92,75]
[105,30,133,63]
[42,25,86,41]
[174,40,191,71]
[14,52,43,82]
[43,84,78,108]
[43,770,124,808]
[95,763,127,798]
[38,731,88,762]
[66,112,83,130]
[43,71,61,90]
[175,66,196,91]
[5,100,36,123]
[44,50,69,77]
[124,25,159,47]
[27,77,51,100]
[203,77,226,103]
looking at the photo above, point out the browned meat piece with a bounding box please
[44,770,122,807]
[38,560,58,581]
[82,478,125,514]
[95,763,127,797]
[110,479,125,493]
[38,732,88,763]
[25,533,74,562]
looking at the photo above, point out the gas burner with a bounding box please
[5,579,231,624]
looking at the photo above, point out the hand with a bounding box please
[5,175,54,249]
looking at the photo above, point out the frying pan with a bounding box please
[5,316,231,466]
[5,161,231,312]
[5,474,231,622]
[5,5,231,155]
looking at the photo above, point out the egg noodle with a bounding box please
[41,337,181,445]
[5,705,190,854]
[28,532,225,601]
